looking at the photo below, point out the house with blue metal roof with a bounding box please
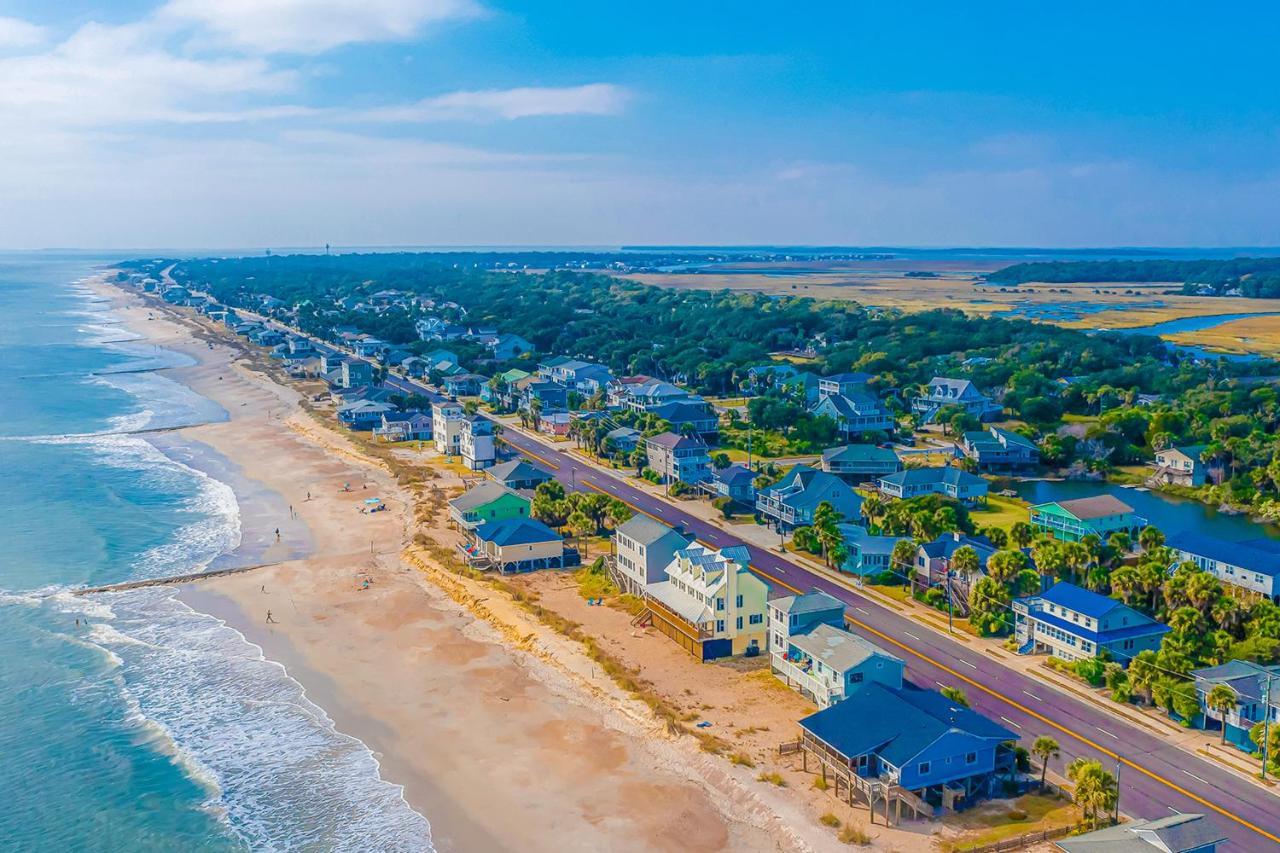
[465,518,576,574]
[1013,581,1168,663]
[1190,660,1280,751]
[798,681,1017,822]
[755,465,862,532]
[877,466,988,504]
[1168,531,1280,602]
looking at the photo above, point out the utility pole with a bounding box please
[1263,672,1275,781]
[746,425,752,470]
[945,567,954,634]
[1113,761,1122,825]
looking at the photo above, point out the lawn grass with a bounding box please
[943,793,1078,849]
[968,494,1029,533]
[868,584,912,603]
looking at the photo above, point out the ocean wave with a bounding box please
[70,589,434,851]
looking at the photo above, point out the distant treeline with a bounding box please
[987,258,1280,298]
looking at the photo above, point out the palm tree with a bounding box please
[1138,525,1165,553]
[1206,684,1239,745]
[1031,736,1060,791]
[987,549,1029,586]
[1009,521,1034,550]
[862,495,885,531]
[1067,758,1118,828]
[950,545,982,581]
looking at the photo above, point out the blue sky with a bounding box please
[0,1,1277,249]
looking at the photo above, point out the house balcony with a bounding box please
[772,652,840,707]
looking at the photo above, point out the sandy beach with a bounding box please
[90,276,828,853]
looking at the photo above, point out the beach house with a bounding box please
[810,387,895,438]
[711,464,757,505]
[769,590,904,708]
[340,360,374,390]
[644,432,712,484]
[488,333,534,361]
[432,401,466,456]
[797,682,1017,822]
[336,399,395,430]
[459,416,496,470]
[1151,444,1211,487]
[1029,495,1144,542]
[1055,814,1227,853]
[485,459,553,492]
[911,377,1000,425]
[1013,581,1169,663]
[647,399,720,439]
[755,465,862,532]
[467,518,574,574]
[838,524,907,577]
[372,411,432,442]
[877,467,988,504]
[1189,660,1280,750]
[612,515,693,596]
[443,373,485,398]
[913,533,1000,587]
[1167,531,1280,602]
[448,481,532,530]
[608,375,693,412]
[961,427,1040,471]
[640,544,769,660]
[821,444,902,482]
[603,426,642,455]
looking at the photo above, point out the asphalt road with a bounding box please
[268,318,1280,848]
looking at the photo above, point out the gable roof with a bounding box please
[772,589,846,618]
[716,464,756,487]
[616,514,690,548]
[1055,813,1227,853]
[760,465,861,514]
[800,682,1016,766]
[822,444,899,465]
[645,431,707,451]
[474,517,561,547]
[822,372,874,385]
[879,467,986,489]
[487,459,552,485]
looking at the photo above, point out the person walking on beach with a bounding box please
[275,527,281,542]
[266,610,276,624]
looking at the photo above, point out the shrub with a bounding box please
[1007,808,1028,821]
[819,813,841,828]
[729,752,755,768]
[812,777,830,791]
[756,771,787,787]
[1074,657,1106,687]
[838,824,871,845]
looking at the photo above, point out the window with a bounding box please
[965,752,977,764]
[735,595,743,608]
[918,762,930,776]
[715,620,725,633]
[716,598,725,611]
[736,616,743,630]
[749,613,763,625]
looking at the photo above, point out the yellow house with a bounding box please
[643,543,770,660]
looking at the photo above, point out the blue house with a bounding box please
[1168,531,1280,603]
[712,464,756,504]
[755,465,862,532]
[799,682,1017,820]
[877,467,988,504]
[1013,582,1169,663]
[1190,660,1280,751]
[839,524,907,577]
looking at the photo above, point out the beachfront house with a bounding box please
[372,411,433,442]
[755,465,862,532]
[1013,581,1169,663]
[1151,444,1211,487]
[797,682,1017,822]
[432,401,465,456]
[769,590,904,708]
[1189,660,1280,751]
[810,387,895,438]
[644,432,712,484]
[1029,495,1144,542]
[838,524,907,577]
[467,517,574,574]
[337,399,395,430]
[821,444,903,482]
[612,515,694,596]
[448,482,532,530]
[961,427,1040,471]
[340,360,374,390]
[1055,814,1227,853]
[711,464,757,505]
[639,544,769,660]
[459,416,496,470]
[911,377,1001,425]
[1167,531,1280,602]
[486,459,553,493]
[877,467,988,504]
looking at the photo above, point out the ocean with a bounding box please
[0,256,432,851]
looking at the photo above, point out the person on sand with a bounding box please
[266,610,276,624]
[275,528,281,542]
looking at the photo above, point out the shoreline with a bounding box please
[90,275,819,853]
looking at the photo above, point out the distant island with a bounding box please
[986,258,1280,298]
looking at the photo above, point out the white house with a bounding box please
[612,515,693,596]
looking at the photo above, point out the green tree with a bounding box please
[1009,521,1034,549]
[968,576,1012,636]
[1067,759,1118,828]
[1206,684,1239,745]
[940,685,969,707]
[987,549,1029,586]
[1031,736,1060,791]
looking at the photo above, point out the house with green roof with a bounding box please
[821,444,902,482]
[1152,444,1210,487]
[961,426,1039,471]
[1029,494,1144,542]
[447,481,532,530]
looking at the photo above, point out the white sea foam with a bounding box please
[70,589,434,851]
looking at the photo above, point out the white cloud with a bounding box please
[0,16,46,48]
[159,0,480,54]
[358,83,628,122]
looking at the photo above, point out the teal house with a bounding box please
[1028,494,1143,543]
